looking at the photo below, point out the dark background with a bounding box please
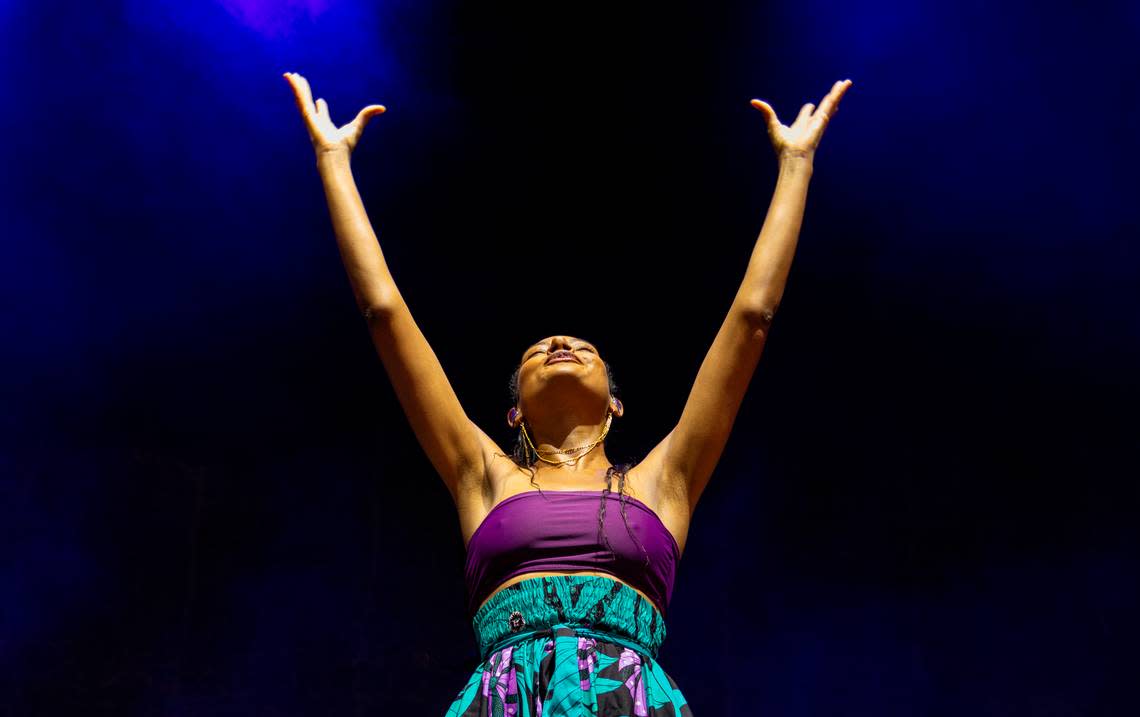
[2,0,1137,714]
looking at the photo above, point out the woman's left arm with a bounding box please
[648,79,853,509]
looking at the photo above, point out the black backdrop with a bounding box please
[2,1,1136,714]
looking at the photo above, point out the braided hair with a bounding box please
[496,360,651,568]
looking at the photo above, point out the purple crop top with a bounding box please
[463,490,681,619]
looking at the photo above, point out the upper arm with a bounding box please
[365,294,500,503]
[656,304,774,507]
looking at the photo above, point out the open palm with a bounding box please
[284,71,386,155]
[751,79,852,160]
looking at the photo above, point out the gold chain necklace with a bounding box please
[520,412,613,466]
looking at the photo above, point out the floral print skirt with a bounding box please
[445,574,692,716]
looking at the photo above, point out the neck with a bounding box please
[524,416,612,471]
[526,401,607,446]
[529,448,614,478]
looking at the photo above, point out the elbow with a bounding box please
[362,301,395,324]
[361,290,403,323]
[740,301,778,334]
[362,304,382,322]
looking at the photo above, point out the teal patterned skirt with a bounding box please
[445,574,692,716]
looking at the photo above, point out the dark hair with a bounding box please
[498,357,650,568]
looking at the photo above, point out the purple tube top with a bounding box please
[463,490,681,620]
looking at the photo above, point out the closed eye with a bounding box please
[525,345,594,360]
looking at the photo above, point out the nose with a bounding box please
[548,336,575,353]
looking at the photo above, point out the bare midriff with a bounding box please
[476,569,663,616]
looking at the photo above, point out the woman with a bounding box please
[284,70,851,716]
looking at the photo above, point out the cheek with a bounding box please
[518,368,539,395]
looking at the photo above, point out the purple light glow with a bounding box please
[218,0,333,37]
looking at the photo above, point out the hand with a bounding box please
[283,71,386,156]
[751,79,852,161]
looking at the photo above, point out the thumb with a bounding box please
[355,104,386,128]
[750,99,777,128]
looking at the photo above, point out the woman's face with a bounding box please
[516,335,610,414]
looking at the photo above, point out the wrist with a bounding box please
[314,145,348,164]
[777,153,813,178]
[778,150,814,167]
[315,146,352,170]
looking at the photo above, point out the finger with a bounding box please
[750,99,779,129]
[316,98,329,121]
[284,73,319,135]
[284,72,306,110]
[353,104,386,130]
[816,79,852,121]
[292,73,318,117]
[284,73,314,116]
[795,102,815,125]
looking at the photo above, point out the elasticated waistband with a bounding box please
[471,574,667,661]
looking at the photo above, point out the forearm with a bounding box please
[733,155,814,323]
[315,149,400,316]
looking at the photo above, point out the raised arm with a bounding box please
[284,72,498,504]
[644,79,853,510]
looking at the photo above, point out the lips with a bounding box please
[546,351,580,364]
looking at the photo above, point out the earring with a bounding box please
[507,407,522,427]
[612,397,623,414]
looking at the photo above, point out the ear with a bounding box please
[609,396,624,417]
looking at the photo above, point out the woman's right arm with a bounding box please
[317,150,496,503]
[287,72,498,503]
